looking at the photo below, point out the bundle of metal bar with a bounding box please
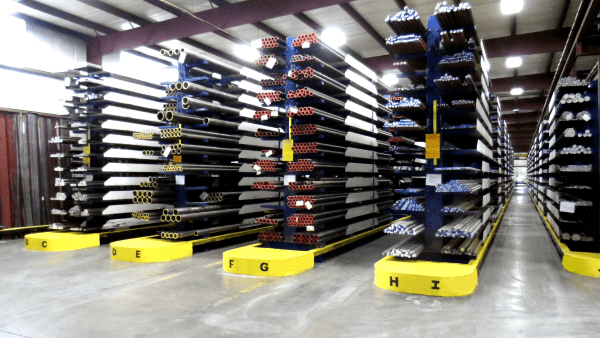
[391,197,426,212]
[287,106,344,123]
[436,209,487,238]
[290,54,346,79]
[132,210,162,221]
[162,144,242,156]
[441,236,481,256]
[435,180,483,193]
[287,193,348,209]
[252,111,273,119]
[440,29,470,50]
[288,178,391,191]
[181,97,242,115]
[433,2,475,30]
[163,102,177,110]
[385,6,426,35]
[162,162,240,173]
[384,218,425,235]
[159,222,262,239]
[440,196,482,213]
[254,130,280,137]
[385,34,427,54]
[293,214,393,245]
[433,74,464,91]
[140,176,175,188]
[383,236,425,258]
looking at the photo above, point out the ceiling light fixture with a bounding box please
[233,44,260,62]
[506,56,522,68]
[510,87,523,95]
[381,74,399,86]
[501,0,524,15]
[1,0,20,16]
[320,27,347,47]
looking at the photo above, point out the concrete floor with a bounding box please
[2,187,600,338]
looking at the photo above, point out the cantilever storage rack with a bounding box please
[26,64,176,251]
[527,79,600,277]
[374,4,514,297]
[224,33,397,276]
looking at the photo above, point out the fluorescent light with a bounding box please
[510,88,523,95]
[501,0,524,15]
[320,27,346,47]
[482,59,490,72]
[513,108,520,111]
[506,56,522,68]
[381,74,399,86]
[233,45,260,62]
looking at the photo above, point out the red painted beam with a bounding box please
[500,97,545,111]
[482,28,570,58]
[0,114,14,228]
[88,0,354,59]
[491,74,554,92]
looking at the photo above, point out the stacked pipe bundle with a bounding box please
[281,34,395,248]
[392,197,425,212]
[154,49,287,239]
[291,33,318,47]
[258,36,285,49]
[260,76,287,87]
[560,93,592,104]
[254,54,286,68]
[451,99,475,109]
[559,144,592,154]
[434,74,464,90]
[433,2,475,30]
[385,97,426,111]
[52,65,174,231]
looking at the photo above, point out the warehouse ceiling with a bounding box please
[10,0,598,152]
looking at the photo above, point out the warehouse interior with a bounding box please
[1,0,600,337]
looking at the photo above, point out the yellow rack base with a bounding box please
[25,232,101,252]
[532,197,600,278]
[223,220,406,277]
[110,225,275,263]
[24,224,173,252]
[374,196,511,297]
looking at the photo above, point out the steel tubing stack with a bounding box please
[278,33,395,248]
[54,64,174,231]
[156,45,287,241]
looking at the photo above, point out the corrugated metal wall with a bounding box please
[0,111,61,229]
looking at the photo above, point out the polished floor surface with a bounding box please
[2,187,600,338]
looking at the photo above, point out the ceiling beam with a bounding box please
[502,112,540,124]
[295,13,322,30]
[75,0,236,63]
[339,3,387,49]
[141,0,181,16]
[12,12,92,42]
[87,0,355,59]
[393,0,407,8]
[491,73,554,92]
[482,28,570,59]
[500,97,546,112]
[16,0,117,34]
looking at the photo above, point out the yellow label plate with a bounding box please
[282,139,293,162]
[425,133,440,159]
